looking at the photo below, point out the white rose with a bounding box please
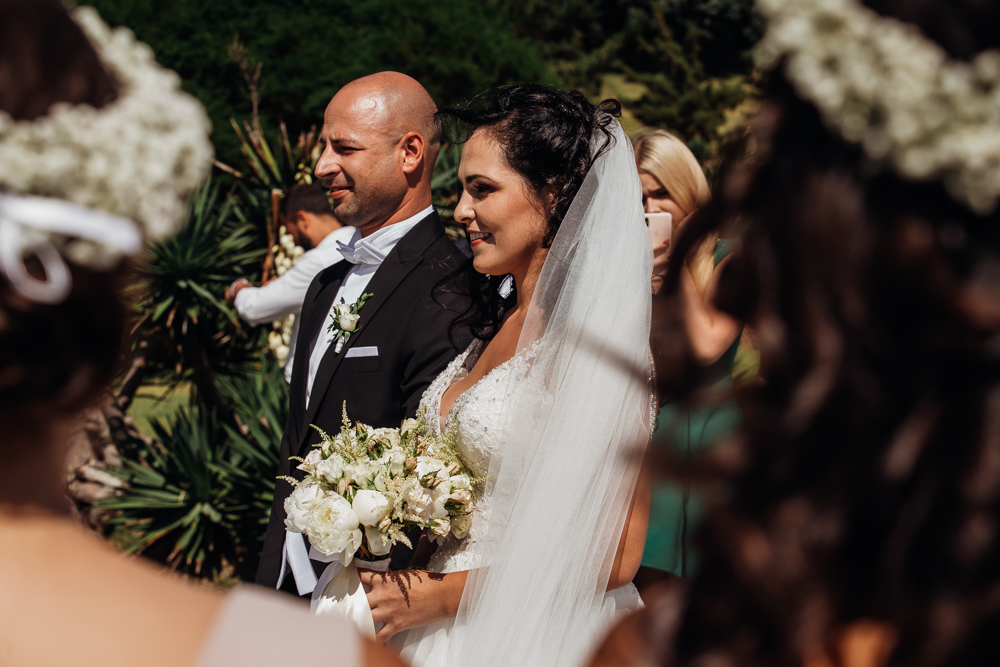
[415,457,448,485]
[451,513,472,539]
[377,449,406,476]
[334,303,360,332]
[349,461,377,487]
[297,449,322,473]
[315,456,345,484]
[365,525,392,556]
[449,487,472,506]
[400,418,418,436]
[352,489,391,527]
[429,517,451,539]
[369,428,401,449]
[283,482,323,533]
[305,492,362,561]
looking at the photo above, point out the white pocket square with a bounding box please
[345,346,378,359]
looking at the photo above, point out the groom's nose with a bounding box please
[315,145,341,182]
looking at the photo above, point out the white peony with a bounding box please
[406,486,434,521]
[334,303,360,332]
[283,481,323,533]
[304,492,362,562]
[352,489,391,527]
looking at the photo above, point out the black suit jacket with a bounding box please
[256,212,470,588]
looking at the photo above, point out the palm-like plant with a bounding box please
[431,142,467,242]
[123,179,265,409]
[217,119,320,281]
[99,360,287,580]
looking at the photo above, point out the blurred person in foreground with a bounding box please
[592,0,1000,665]
[0,1,401,665]
[226,183,355,382]
[633,130,744,593]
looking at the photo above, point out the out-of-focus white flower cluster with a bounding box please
[0,6,213,258]
[266,225,306,366]
[756,0,1000,214]
[283,408,476,566]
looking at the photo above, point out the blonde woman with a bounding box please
[633,130,742,593]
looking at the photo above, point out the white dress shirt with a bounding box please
[304,205,433,407]
[234,225,356,382]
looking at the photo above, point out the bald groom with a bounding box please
[257,73,470,594]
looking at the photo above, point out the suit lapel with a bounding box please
[290,260,351,442]
[296,214,445,453]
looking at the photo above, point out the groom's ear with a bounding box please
[398,131,426,175]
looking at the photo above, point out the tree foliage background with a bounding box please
[77,0,761,582]
[84,0,556,167]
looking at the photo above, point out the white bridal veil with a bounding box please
[446,119,654,666]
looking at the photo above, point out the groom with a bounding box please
[257,72,470,595]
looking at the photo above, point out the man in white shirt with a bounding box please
[257,72,471,593]
[226,184,355,382]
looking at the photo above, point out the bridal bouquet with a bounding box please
[283,407,476,569]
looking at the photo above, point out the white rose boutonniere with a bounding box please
[327,292,373,353]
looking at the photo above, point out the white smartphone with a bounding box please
[644,212,673,250]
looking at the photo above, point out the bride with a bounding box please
[358,84,655,666]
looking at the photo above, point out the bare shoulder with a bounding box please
[0,516,221,666]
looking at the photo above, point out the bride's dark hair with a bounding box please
[0,0,125,429]
[637,1,1000,666]
[437,84,622,341]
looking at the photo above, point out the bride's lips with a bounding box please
[468,231,492,247]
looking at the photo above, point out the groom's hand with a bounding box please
[359,568,468,644]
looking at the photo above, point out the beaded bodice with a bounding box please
[417,339,539,572]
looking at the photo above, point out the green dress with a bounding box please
[641,239,742,576]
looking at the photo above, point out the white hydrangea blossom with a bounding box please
[0,7,213,247]
[756,0,1000,214]
[267,225,306,366]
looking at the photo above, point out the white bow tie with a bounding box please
[337,239,386,266]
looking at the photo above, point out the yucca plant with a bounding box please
[124,179,265,409]
[216,118,320,281]
[100,360,287,580]
[432,142,465,241]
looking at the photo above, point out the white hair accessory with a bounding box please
[755,0,1000,215]
[0,6,213,302]
[0,194,141,303]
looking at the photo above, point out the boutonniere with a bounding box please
[328,292,373,353]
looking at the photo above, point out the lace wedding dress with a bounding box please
[393,338,645,666]
[394,118,652,667]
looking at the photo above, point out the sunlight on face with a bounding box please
[314,93,405,231]
[454,131,549,277]
[639,169,685,221]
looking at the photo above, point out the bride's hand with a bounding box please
[359,569,469,644]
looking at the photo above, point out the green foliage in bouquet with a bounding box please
[99,361,287,580]
[128,179,265,407]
